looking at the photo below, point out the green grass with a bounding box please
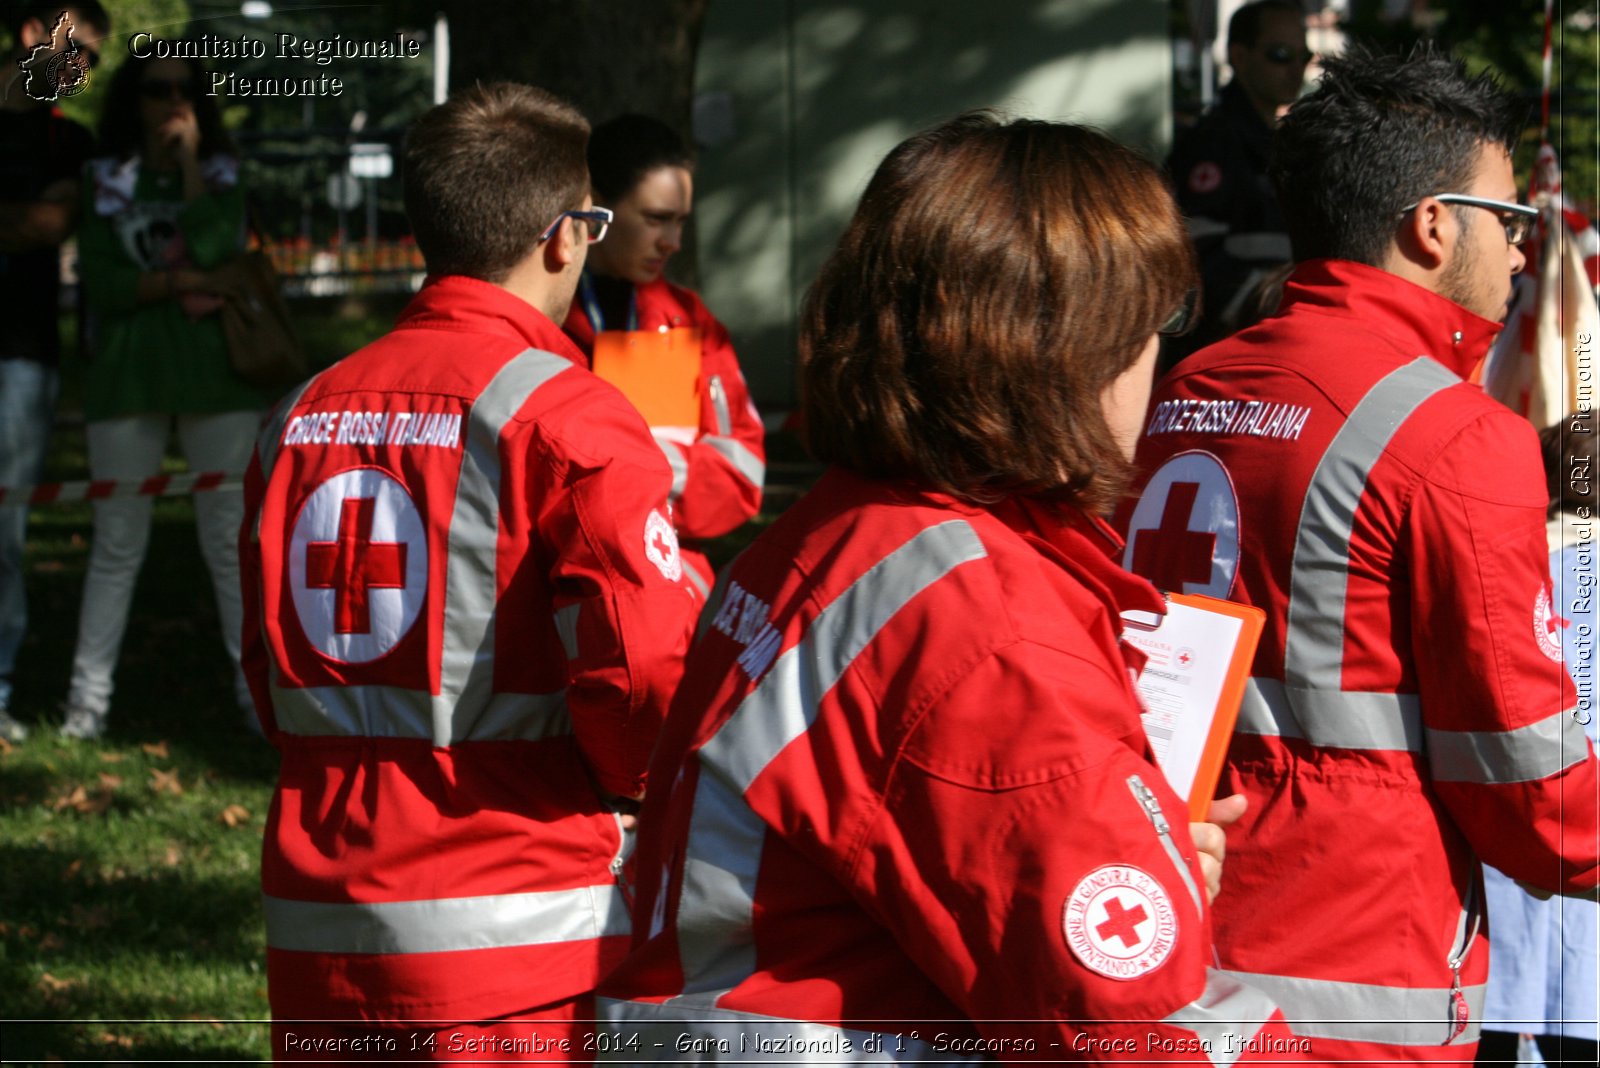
[0,303,817,1064]
[2,390,287,1064]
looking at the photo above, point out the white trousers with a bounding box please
[67,411,261,717]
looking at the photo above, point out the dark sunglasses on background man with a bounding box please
[1263,45,1314,65]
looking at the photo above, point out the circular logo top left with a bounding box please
[288,468,428,664]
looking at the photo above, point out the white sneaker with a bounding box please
[59,703,107,741]
[0,708,28,743]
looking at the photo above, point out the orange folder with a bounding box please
[591,327,702,430]
[1122,592,1265,819]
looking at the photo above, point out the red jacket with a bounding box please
[1120,259,1600,1062]
[240,276,699,1021]
[597,468,1305,1062]
[563,275,764,598]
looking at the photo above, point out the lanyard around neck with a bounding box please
[577,270,639,333]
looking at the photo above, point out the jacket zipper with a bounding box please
[1442,877,1481,1044]
[1126,774,1203,914]
[610,811,637,911]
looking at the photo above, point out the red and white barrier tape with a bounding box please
[0,471,243,507]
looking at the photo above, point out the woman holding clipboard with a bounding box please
[595,114,1300,1061]
[562,115,765,602]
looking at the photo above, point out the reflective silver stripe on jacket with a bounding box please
[1217,969,1485,1047]
[436,349,572,747]
[682,555,712,600]
[270,683,572,742]
[659,437,688,498]
[703,435,765,490]
[1163,970,1291,1067]
[251,376,320,541]
[675,521,989,999]
[1258,355,1588,783]
[254,375,320,485]
[1236,677,1423,752]
[596,997,987,1064]
[709,374,732,436]
[263,883,628,955]
[269,349,573,745]
[1426,707,1591,783]
[1284,357,1457,691]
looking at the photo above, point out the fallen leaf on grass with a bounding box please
[162,843,183,867]
[49,784,113,815]
[181,1015,226,1031]
[50,785,87,812]
[149,767,183,795]
[64,858,83,879]
[0,737,12,756]
[38,972,81,1003]
[98,1031,134,1049]
[97,751,126,764]
[37,932,64,952]
[53,783,115,815]
[98,773,123,790]
[219,803,251,827]
[141,740,170,759]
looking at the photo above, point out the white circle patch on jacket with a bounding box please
[288,467,428,663]
[1062,864,1178,980]
[1535,586,1565,663]
[1123,450,1240,598]
[645,508,683,582]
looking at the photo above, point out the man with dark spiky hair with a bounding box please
[241,82,699,1059]
[1123,45,1599,1063]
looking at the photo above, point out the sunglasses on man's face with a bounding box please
[1262,44,1313,65]
[140,78,195,101]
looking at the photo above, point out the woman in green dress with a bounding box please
[63,51,268,739]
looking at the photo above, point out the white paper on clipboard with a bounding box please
[1121,592,1263,817]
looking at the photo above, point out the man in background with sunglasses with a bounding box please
[1122,45,1596,1063]
[240,82,699,1059]
[0,1,108,745]
[1167,0,1309,357]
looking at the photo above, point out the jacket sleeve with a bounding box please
[662,299,765,540]
[848,641,1301,1061]
[535,392,700,797]
[1407,408,1600,894]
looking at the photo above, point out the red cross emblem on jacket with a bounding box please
[289,467,427,663]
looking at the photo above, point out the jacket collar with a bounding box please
[399,275,588,367]
[1279,259,1504,378]
[991,496,1167,619]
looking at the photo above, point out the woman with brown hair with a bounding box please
[595,113,1302,1061]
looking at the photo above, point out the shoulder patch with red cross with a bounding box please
[1062,864,1178,980]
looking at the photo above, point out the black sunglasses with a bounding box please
[1262,44,1313,65]
[139,77,195,101]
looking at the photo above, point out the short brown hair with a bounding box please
[402,83,589,282]
[799,112,1196,512]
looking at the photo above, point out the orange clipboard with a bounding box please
[1121,592,1265,819]
[591,327,702,430]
